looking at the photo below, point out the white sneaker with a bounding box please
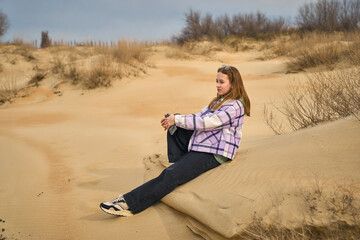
[100,195,133,217]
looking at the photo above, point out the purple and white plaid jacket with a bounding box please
[174,99,245,160]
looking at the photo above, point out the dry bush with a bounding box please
[82,57,112,89]
[66,63,82,85]
[51,56,66,74]
[50,53,83,85]
[264,68,360,134]
[263,105,285,135]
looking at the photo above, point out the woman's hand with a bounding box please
[161,114,175,131]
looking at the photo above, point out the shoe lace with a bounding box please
[111,195,124,204]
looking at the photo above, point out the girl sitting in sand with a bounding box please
[100,65,251,216]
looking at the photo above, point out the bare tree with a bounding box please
[297,0,360,31]
[0,10,10,39]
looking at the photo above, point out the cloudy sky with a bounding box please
[1,0,317,43]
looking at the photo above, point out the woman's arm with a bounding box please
[161,105,209,131]
[174,100,243,131]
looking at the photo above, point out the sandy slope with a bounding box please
[0,46,358,240]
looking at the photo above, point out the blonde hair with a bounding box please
[208,65,251,116]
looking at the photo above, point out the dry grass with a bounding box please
[46,40,152,89]
[65,63,82,85]
[165,46,192,60]
[263,32,360,72]
[98,40,150,64]
[240,220,360,239]
[0,73,19,104]
[12,37,36,62]
[51,56,67,74]
[183,40,223,56]
[264,68,360,134]
[239,181,360,239]
[165,40,224,60]
[82,56,112,89]
[287,44,343,71]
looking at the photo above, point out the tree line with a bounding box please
[173,0,360,44]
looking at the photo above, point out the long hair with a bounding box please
[208,65,251,116]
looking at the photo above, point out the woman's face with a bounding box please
[216,72,232,96]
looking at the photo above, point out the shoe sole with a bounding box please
[99,205,133,217]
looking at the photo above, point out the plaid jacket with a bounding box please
[174,99,245,160]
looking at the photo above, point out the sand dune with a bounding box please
[0,45,359,239]
[156,116,360,239]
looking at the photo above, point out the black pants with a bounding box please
[123,128,220,214]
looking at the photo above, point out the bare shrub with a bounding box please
[41,31,52,48]
[263,105,285,135]
[264,68,360,134]
[0,9,10,39]
[173,9,202,44]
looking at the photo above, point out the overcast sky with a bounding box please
[1,0,317,43]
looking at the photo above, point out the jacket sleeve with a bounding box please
[175,100,243,131]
